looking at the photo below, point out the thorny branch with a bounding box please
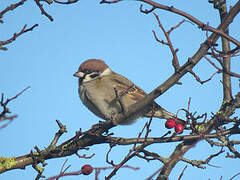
[152,12,181,71]
[178,165,187,180]
[105,116,155,179]
[230,172,240,180]
[210,0,233,102]
[0,24,38,50]
[140,4,156,14]
[0,92,239,176]
[99,0,240,131]
[1,0,79,50]
[0,86,30,129]
[103,125,239,146]
[100,0,121,4]
[0,0,27,23]
[34,0,54,21]
[106,144,116,166]
[204,56,240,78]
[180,148,224,169]
[1,0,240,180]
[53,0,79,4]
[208,45,240,57]
[49,120,67,147]
[100,0,240,47]
[188,45,240,84]
[34,0,79,21]
[189,69,220,84]
[46,159,139,180]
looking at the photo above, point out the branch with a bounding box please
[0,92,239,174]
[108,0,240,127]
[140,0,240,47]
[101,0,240,47]
[217,0,233,102]
[204,55,240,78]
[105,125,240,146]
[46,163,138,180]
[0,115,17,129]
[106,117,154,179]
[178,165,187,180]
[208,46,240,57]
[48,120,67,147]
[105,150,136,180]
[139,4,156,14]
[100,0,122,4]
[152,12,181,71]
[189,69,220,84]
[226,144,240,158]
[0,0,27,23]
[180,148,224,168]
[0,86,30,129]
[156,90,240,178]
[53,0,79,4]
[0,24,38,50]
[136,149,167,164]
[34,0,54,21]
[0,120,115,174]
[1,1,240,177]
[230,172,240,180]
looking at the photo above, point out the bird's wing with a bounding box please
[109,72,147,101]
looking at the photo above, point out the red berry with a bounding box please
[174,123,184,134]
[81,164,93,175]
[165,119,176,129]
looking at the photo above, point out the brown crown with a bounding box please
[78,59,109,72]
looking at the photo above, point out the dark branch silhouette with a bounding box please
[1,1,240,180]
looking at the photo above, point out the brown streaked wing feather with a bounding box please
[110,72,147,101]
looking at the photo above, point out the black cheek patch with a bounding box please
[90,73,99,78]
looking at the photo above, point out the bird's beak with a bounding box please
[73,71,84,78]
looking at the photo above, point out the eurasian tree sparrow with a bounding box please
[74,59,181,125]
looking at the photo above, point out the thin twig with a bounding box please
[0,25,38,50]
[53,0,78,4]
[48,120,67,147]
[178,165,187,180]
[100,0,121,4]
[230,172,240,180]
[0,87,30,128]
[0,0,27,23]
[153,12,180,71]
[34,0,54,21]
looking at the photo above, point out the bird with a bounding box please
[73,59,182,125]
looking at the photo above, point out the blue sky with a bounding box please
[1,0,240,179]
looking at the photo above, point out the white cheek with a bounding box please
[101,68,112,76]
[83,74,93,82]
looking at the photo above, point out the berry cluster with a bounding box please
[165,118,184,134]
